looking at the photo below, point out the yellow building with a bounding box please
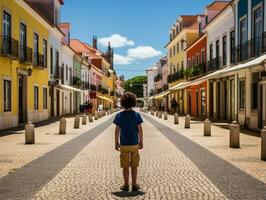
[165,15,199,114]
[0,0,50,129]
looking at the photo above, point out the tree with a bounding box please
[124,75,147,98]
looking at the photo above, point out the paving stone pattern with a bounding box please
[0,117,114,200]
[144,114,266,200]
[32,118,228,200]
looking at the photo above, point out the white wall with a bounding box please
[206,7,234,67]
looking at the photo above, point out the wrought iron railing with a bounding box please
[33,53,45,68]
[232,33,266,64]
[207,57,221,72]
[19,45,32,64]
[0,35,19,59]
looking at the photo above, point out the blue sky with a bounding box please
[61,0,213,80]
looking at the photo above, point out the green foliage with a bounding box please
[124,75,147,98]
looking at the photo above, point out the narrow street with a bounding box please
[0,112,266,200]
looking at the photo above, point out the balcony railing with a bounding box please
[54,64,61,79]
[81,81,90,90]
[186,62,206,80]
[207,57,221,72]
[232,33,266,64]
[167,70,184,83]
[154,73,162,82]
[33,53,45,68]
[73,76,81,87]
[0,35,19,59]
[19,45,32,64]
[90,84,97,91]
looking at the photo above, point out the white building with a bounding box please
[146,66,158,97]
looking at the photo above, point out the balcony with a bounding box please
[33,53,45,68]
[186,62,206,80]
[232,33,266,64]
[81,81,90,90]
[90,84,97,91]
[54,65,61,79]
[207,57,221,72]
[19,45,32,64]
[167,70,184,83]
[73,76,81,87]
[154,73,162,82]
[0,35,18,59]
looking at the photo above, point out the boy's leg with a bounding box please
[123,167,129,186]
[131,167,138,186]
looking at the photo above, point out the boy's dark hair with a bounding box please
[121,92,137,109]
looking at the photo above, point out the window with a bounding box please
[43,88,47,109]
[20,23,27,59]
[215,40,220,68]
[239,80,245,110]
[251,72,259,109]
[222,35,227,66]
[196,54,200,64]
[34,86,39,110]
[188,59,191,68]
[3,11,11,37]
[170,49,172,57]
[192,57,195,66]
[199,22,202,34]
[201,49,205,63]
[240,18,248,45]
[176,43,179,53]
[66,65,68,81]
[173,45,176,55]
[230,30,235,63]
[3,80,11,112]
[43,39,47,67]
[205,15,208,24]
[254,7,263,38]
[3,11,11,54]
[50,47,53,73]
[209,44,213,60]
[181,41,184,50]
[33,33,39,64]
[201,90,206,115]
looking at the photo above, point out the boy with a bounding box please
[113,92,143,192]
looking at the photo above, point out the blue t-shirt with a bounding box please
[113,110,143,145]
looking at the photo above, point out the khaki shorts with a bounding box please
[120,145,140,168]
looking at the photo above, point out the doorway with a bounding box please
[230,79,235,122]
[56,90,60,117]
[70,92,72,114]
[209,82,214,118]
[196,90,199,116]
[18,75,27,124]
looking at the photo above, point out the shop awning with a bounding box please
[169,81,191,91]
[154,90,171,99]
[58,84,82,92]
[97,95,114,103]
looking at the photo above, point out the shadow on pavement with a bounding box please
[112,191,145,197]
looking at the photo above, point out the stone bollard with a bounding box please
[82,114,87,125]
[74,116,80,129]
[156,111,159,117]
[204,118,211,136]
[174,113,179,124]
[94,112,98,120]
[25,122,35,144]
[151,110,154,115]
[89,114,93,123]
[164,112,168,120]
[59,118,67,135]
[184,114,191,129]
[230,121,240,148]
[159,111,162,119]
[261,126,266,161]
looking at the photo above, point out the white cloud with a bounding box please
[127,46,162,59]
[114,54,134,65]
[99,34,135,48]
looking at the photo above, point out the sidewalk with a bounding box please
[0,113,115,178]
[144,112,266,184]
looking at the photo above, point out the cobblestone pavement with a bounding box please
[32,117,228,200]
[0,114,114,178]
[1,111,266,199]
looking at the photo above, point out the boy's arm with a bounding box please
[115,126,120,151]
[138,124,143,149]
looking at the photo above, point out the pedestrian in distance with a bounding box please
[113,92,144,192]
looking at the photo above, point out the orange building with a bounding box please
[185,35,207,117]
